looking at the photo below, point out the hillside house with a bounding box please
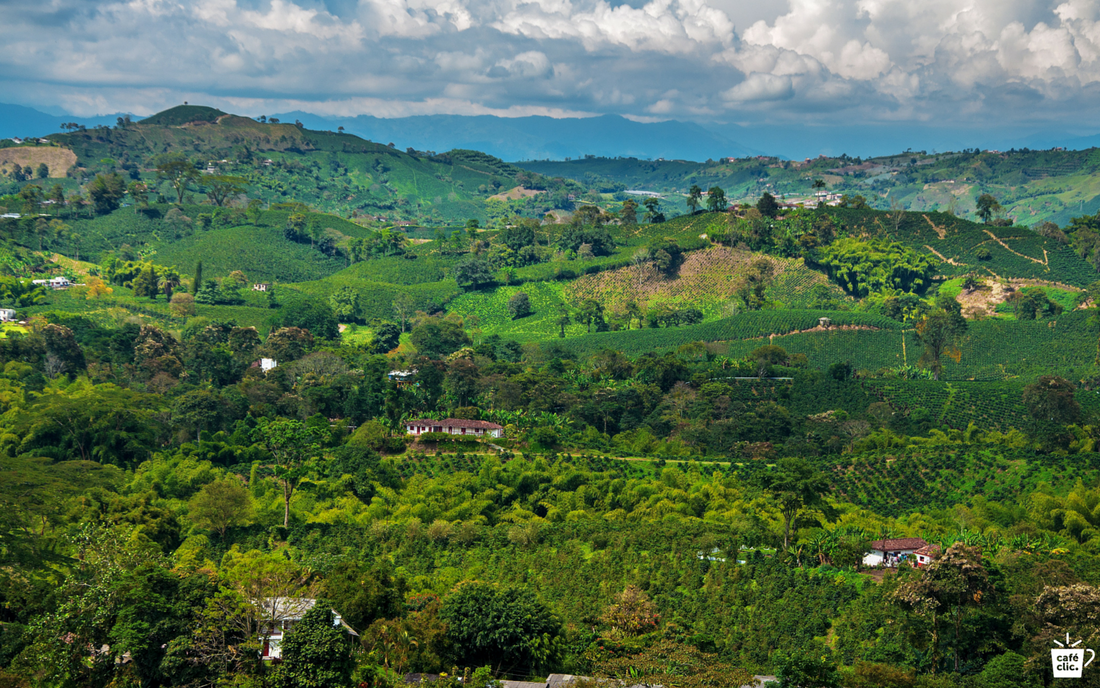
[258,598,357,661]
[31,276,71,290]
[0,309,15,322]
[252,283,270,292]
[863,538,929,567]
[913,544,940,567]
[405,418,504,439]
[388,369,417,388]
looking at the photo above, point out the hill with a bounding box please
[270,111,759,162]
[139,104,226,126]
[0,107,586,223]
[518,149,1100,227]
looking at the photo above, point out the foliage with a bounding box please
[439,581,562,674]
[507,291,532,319]
[270,605,354,688]
[814,239,938,297]
[188,478,253,538]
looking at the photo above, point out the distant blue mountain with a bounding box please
[0,102,132,139]
[270,111,760,162]
[9,100,1094,162]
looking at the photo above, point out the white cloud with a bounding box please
[492,0,735,54]
[723,72,794,102]
[5,0,1100,132]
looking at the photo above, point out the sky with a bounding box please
[3,0,1100,153]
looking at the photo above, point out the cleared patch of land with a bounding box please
[564,246,842,314]
[0,146,77,178]
[489,186,542,201]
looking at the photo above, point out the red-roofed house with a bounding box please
[913,544,940,567]
[406,418,504,439]
[863,538,929,568]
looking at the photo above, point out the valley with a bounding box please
[2,106,1100,688]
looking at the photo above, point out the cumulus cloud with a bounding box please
[723,73,794,102]
[2,0,1100,134]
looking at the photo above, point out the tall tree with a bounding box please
[392,292,415,332]
[127,181,149,211]
[87,173,126,214]
[706,186,727,213]
[189,478,253,538]
[329,286,360,322]
[620,198,638,225]
[252,418,325,528]
[976,193,1001,224]
[132,264,160,300]
[686,184,703,214]
[894,543,989,673]
[914,295,967,380]
[204,175,248,207]
[557,305,572,338]
[757,191,780,218]
[761,457,834,549]
[642,196,664,224]
[155,153,201,205]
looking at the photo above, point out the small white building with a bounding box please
[0,309,16,322]
[862,538,929,568]
[388,369,417,388]
[258,598,357,661]
[405,418,504,439]
[252,283,270,292]
[261,358,277,372]
[913,544,940,567]
[32,276,71,290]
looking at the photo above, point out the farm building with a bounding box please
[405,418,504,438]
[0,309,15,322]
[31,276,72,290]
[862,538,929,567]
[388,369,417,388]
[258,598,357,661]
[913,544,940,567]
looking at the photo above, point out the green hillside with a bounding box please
[519,148,1100,227]
[10,124,1100,688]
[140,104,226,125]
[6,106,585,223]
[152,225,346,284]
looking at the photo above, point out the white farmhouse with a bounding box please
[258,598,357,661]
[862,538,929,568]
[405,418,504,439]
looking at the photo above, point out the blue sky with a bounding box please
[3,0,1100,154]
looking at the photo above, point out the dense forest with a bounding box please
[5,107,1100,688]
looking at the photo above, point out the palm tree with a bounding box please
[158,267,182,299]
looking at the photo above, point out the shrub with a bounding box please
[507,291,532,319]
[169,292,196,317]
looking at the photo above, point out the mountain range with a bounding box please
[5,100,1100,162]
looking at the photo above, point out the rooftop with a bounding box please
[869,538,928,552]
[407,418,504,430]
